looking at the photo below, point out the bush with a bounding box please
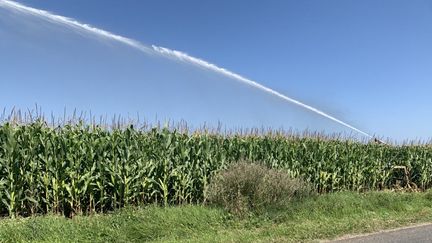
[206,161,313,216]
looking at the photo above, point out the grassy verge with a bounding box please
[1,191,432,242]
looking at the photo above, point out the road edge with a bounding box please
[322,222,432,242]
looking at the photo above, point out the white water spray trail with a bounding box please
[0,0,373,138]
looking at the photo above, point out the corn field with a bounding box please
[0,120,432,217]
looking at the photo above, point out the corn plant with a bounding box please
[0,119,432,217]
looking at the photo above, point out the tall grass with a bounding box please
[0,113,432,217]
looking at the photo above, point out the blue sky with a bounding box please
[1,0,432,141]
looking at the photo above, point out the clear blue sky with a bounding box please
[1,0,432,141]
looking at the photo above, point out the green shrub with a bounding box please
[425,189,432,200]
[206,161,313,216]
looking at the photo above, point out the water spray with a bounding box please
[0,0,375,139]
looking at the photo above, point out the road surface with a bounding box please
[331,223,432,243]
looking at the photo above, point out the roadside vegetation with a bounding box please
[1,116,432,241]
[1,191,432,242]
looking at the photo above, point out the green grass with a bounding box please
[1,191,432,242]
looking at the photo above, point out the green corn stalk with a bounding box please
[1,118,432,217]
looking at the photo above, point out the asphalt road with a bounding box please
[331,223,432,243]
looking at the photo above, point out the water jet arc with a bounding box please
[0,0,373,138]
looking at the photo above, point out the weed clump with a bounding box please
[206,161,313,216]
